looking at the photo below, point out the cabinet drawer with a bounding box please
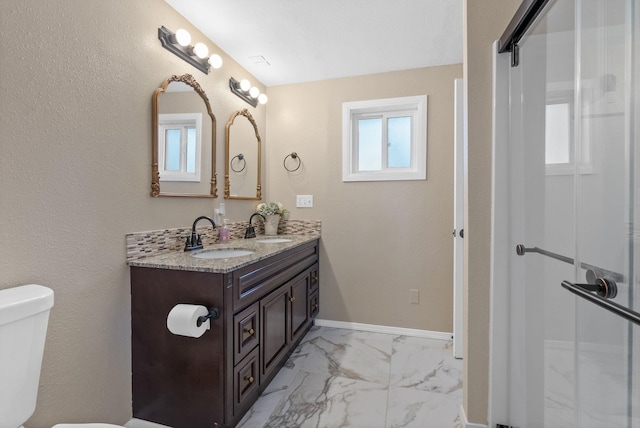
[310,290,319,318]
[309,263,319,292]
[233,347,260,415]
[234,302,259,365]
[233,241,318,312]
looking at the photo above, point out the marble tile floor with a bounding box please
[237,326,463,428]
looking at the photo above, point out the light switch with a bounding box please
[296,195,313,208]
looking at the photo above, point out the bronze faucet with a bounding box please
[244,213,265,239]
[184,216,216,251]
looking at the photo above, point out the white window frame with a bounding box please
[342,95,427,182]
[158,113,202,182]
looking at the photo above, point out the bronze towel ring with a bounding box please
[283,152,301,172]
[230,153,246,173]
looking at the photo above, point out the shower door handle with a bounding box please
[561,280,640,325]
[562,278,617,299]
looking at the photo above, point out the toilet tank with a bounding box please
[0,284,54,428]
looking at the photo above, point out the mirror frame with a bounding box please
[224,109,262,200]
[151,74,217,198]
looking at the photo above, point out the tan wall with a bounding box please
[463,0,521,424]
[266,64,462,332]
[0,0,266,425]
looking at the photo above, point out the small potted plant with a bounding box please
[256,202,285,235]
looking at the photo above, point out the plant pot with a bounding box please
[264,214,280,235]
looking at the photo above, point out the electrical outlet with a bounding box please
[410,289,420,304]
[296,195,313,208]
[219,203,225,215]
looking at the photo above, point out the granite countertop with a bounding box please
[127,235,319,274]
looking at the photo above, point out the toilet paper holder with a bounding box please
[197,307,221,327]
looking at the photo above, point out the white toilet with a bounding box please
[0,284,125,428]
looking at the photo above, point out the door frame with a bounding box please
[453,78,465,360]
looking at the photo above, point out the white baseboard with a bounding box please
[459,405,488,428]
[125,418,172,428]
[314,318,453,341]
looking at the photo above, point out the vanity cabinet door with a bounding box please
[234,302,259,365]
[289,273,310,345]
[260,285,289,380]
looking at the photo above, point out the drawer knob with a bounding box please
[244,328,255,335]
[245,375,255,383]
[289,296,296,302]
[313,274,318,282]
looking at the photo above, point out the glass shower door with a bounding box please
[573,0,637,426]
[505,0,639,426]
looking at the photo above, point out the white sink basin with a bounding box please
[255,238,293,244]
[192,249,255,259]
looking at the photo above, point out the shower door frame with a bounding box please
[489,39,512,428]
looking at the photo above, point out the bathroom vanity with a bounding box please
[128,236,319,428]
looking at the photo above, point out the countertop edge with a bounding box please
[127,235,320,274]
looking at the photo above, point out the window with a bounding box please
[342,95,427,182]
[544,86,592,175]
[158,113,202,182]
[545,102,572,165]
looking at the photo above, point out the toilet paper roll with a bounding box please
[166,304,210,338]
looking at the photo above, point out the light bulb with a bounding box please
[193,43,209,59]
[249,87,260,98]
[208,54,223,69]
[240,79,251,92]
[258,93,268,105]
[174,29,191,47]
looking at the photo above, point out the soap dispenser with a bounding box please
[219,218,230,242]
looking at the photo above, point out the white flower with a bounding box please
[256,201,286,216]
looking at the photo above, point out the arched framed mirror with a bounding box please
[151,74,217,198]
[224,109,262,200]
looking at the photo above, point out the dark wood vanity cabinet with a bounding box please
[130,239,319,428]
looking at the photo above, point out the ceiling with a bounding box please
[164,0,464,87]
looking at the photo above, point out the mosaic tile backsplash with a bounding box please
[126,219,321,262]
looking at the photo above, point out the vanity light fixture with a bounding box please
[229,77,268,107]
[158,26,223,74]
